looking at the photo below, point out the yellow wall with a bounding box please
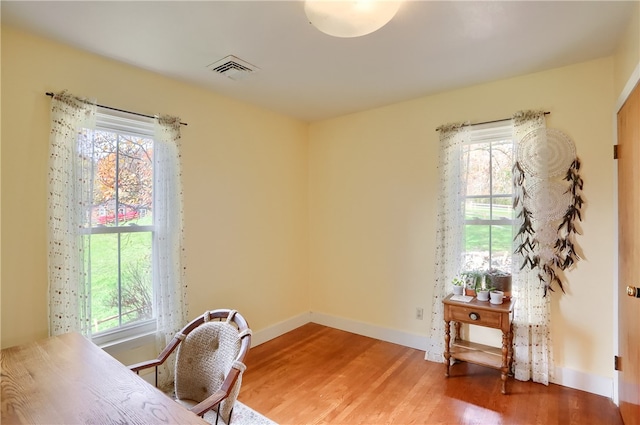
[3,14,638,385]
[0,26,309,349]
[309,57,617,379]
[613,1,640,97]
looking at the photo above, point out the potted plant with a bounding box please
[477,277,496,302]
[462,271,484,297]
[486,269,512,300]
[477,284,491,301]
[451,277,465,295]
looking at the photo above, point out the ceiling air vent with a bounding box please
[208,55,259,81]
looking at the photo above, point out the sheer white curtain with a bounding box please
[426,112,556,384]
[511,110,554,384]
[47,94,188,388]
[153,115,188,389]
[425,123,469,363]
[48,91,96,337]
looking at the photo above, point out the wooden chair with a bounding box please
[129,309,252,424]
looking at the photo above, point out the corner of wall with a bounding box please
[251,312,312,347]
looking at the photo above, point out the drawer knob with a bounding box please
[469,312,480,321]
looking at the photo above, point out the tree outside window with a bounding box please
[81,127,155,334]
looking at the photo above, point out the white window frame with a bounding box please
[462,122,514,271]
[89,108,158,348]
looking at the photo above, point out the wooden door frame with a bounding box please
[613,61,640,407]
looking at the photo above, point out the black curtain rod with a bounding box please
[45,92,187,126]
[436,111,550,131]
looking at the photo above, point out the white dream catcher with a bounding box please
[513,128,584,295]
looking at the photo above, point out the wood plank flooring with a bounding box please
[240,323,623,425]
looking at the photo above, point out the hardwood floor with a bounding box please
[240,323,623,425]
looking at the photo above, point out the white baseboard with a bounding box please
[251,311,427,351]
[551,366,613,398]
[309,312,428,351]
[251,311,612,399]
[251,311,312,347]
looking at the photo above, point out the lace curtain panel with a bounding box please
[153,115,188,390]
[47,93,187,388]
[427,112,557,386]
[511,110,554,385]
[48,92,96,337]
[425,123,469,363]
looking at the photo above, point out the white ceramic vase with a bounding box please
[490,290,504,305]
[477,290,490,301]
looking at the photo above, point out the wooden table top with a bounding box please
[443,293,515,313]
[1,332,207,425]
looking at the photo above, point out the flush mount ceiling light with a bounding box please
[304,0,401,38]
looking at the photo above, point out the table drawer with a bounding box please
[448,306,503,328]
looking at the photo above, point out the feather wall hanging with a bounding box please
[513,127,584,295]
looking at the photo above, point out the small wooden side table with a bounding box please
[443,293,515,394]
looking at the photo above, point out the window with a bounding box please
[429,111,556,382]
[48,92,185,358]
[83,109,157,344]
[461,124,514,272]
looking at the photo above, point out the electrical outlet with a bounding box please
[416,307,424,320]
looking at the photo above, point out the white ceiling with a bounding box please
[1,1,636,122]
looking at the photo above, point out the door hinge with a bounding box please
[614,355,621,371]
[613,144,619,159]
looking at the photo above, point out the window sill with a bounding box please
[97,330,156,355]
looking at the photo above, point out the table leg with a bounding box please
[444,319,451,377]
[507,323,514,375]
[501,329,509,394]
[454,321,461,343]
